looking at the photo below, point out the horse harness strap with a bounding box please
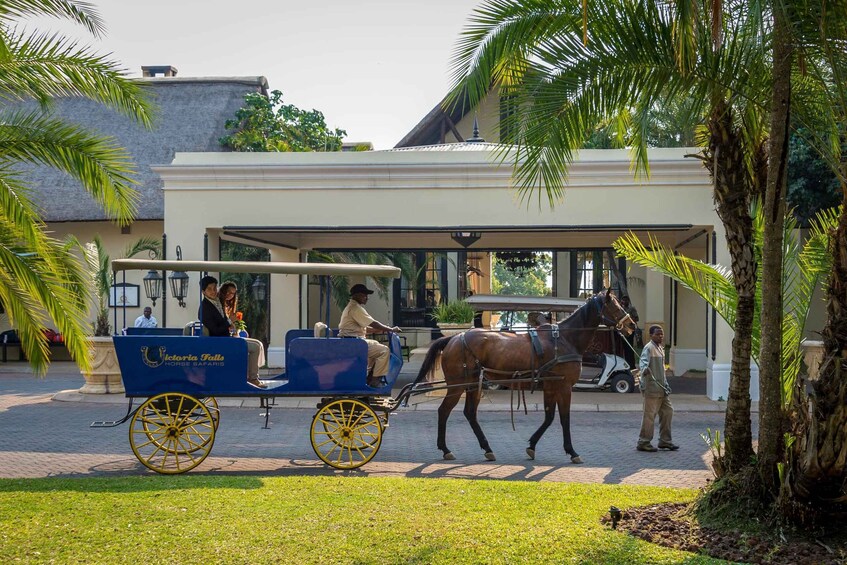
[527,328,544,357]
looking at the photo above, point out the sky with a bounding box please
[27,0,483,150]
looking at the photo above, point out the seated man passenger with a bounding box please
[199,275,266,389]
[338,283,401,387]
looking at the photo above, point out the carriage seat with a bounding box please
[183,321,209,336]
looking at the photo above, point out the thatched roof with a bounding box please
[19,76,268,222]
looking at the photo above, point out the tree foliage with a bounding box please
[220,90,346,152]
[0,0,153,373]
[787,130,842,225]
[492,252,552,297]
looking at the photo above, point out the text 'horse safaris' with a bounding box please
[413,291,637,463]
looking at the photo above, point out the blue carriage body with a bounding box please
[113,332,403,397]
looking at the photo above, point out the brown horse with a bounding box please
[413,290,636,463]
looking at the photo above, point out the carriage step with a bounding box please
[90,420,124,428]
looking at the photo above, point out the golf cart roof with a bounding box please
[465,294,584,313]
[112,259,401,278]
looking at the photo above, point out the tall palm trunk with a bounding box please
[788,175,847,516]
[758,11,793,495]
[703,100,756,473]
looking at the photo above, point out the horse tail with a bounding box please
[413,335,454,385]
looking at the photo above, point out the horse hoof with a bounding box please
[571,456,584,464]
[526,448,535,460]
[484,452,496,461]
[443,452,456,461]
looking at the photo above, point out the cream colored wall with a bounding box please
[675,284,707,349]
[160,150,717,230]
[0,220,164,333]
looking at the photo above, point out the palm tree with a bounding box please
[775,0,847,518]
[614,204,839,416]
[449,0,771,472]
[0,1,153,373]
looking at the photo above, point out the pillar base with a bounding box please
[707,360,759,401]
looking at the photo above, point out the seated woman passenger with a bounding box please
[199,275,267,389]
[219,280,266,368]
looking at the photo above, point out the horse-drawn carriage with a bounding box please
[465,294,638,393]
[95,259,636,473]
[95,259,407,474]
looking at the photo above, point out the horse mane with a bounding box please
[558,292,604,331]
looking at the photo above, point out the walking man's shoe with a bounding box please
[636,443,658,452]
[658,442,680,451]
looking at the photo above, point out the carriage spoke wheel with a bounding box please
[201,396,220,431]
[310,399,382,470]
[130,393,215,474]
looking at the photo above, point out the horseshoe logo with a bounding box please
[141,346,166,368]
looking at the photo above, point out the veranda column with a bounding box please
[266,248,300,368]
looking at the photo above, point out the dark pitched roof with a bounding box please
[20,76,268,222]
[394,90,473,148]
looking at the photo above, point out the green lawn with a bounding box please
[0,476,728,564]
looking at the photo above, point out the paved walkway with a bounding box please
[0,362,757,488]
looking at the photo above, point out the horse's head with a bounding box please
[595,290,637,335]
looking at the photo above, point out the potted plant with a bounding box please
[430,299,476,337]
[78,236,160,394]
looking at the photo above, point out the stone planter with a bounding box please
[801,340,825,381]
[436,323,473,337]
[79,336,124,394]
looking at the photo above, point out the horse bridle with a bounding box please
[592,294,633,332]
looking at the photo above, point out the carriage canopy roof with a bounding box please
[112,259,401,278]
[465,294,584,313]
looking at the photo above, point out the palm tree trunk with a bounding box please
[704,101,756,473]
[758,11,793,495]
[788,176,847,515]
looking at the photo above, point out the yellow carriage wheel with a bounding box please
[141,395,218,455]
[310,398,382,470]
[201,396,220,431]
[320,404,383,447]
[130,393,215,474]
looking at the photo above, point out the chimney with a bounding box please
[141,65,178,77]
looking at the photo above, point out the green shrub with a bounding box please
[429,299,476,324]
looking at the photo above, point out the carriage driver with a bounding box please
[338,283,401,388]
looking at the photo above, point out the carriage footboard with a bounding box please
[90,397,137,428]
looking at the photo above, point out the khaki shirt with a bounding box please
[338,300,375,338]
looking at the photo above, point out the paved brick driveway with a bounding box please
[0,369,754,488]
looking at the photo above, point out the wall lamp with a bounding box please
[451,231,481,248]
[168,245,189,307]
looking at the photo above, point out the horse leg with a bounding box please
[557,389,582,464]
[463,388,495,461]
[526,391,556,460]
[437,390,463,460]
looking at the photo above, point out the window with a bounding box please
[570,249,624,297]
[395,252,447,327]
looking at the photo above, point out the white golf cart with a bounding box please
[465,294,638,393]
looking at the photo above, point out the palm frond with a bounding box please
[0,1,105,37]
[0,30,154,125]
[0,227,91,373]
[0,110,139,224]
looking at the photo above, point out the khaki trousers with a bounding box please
[638,393,673,445]
[243,337,264,379]
[365,339,390,377]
